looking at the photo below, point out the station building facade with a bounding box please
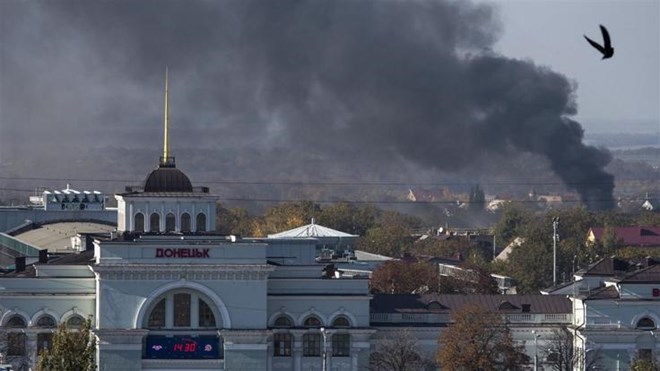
[0,155,372,371]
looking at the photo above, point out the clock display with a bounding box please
[144,335,221,359]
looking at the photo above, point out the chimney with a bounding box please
[38,249,48,264]
[15,256,26,272]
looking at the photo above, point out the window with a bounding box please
[5,315,27,356]
[274,316,292,328]
[150,213,160,232]
[303,333,321,356]
[273,333,292,357]
[332,334,350,357]
[165,213,176,232]
[37,333,54,353]
[332,316,350,328]
[637,317,656,329]
[145,291,218,329]
[303,316,322,328]
[36,315,57,328]
[174,293,192,327]
[135,213,145,232]
[67,315,84,329]
[199,299,216,327]
[148,298,166,328]
[181,213,191,233]
[8,333,26,356]
[6,315,26,328]
[196,213,207,232]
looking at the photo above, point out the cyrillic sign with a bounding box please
[156,248,210,258]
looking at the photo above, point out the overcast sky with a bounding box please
[490,0,659,134]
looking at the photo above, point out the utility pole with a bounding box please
[553,217,559,286]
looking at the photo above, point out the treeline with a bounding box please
[216,200,660,294]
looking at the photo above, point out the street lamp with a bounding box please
[552,217,559,286]
[320,327,328,371]
[532,330,541,371]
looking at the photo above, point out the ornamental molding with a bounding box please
[94,264,274,281]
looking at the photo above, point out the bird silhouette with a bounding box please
[584,25,614,59]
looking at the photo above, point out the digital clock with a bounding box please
[144,335,221,359]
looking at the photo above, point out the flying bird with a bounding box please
[584,25,614,59]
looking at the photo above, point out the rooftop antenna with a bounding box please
[161,66,173,167]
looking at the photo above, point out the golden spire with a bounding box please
[162,66,170,164]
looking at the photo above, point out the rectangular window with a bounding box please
[173,293,191,327]
[37,333,53,353]
[332,334,350,357]
[303,333,321,357]
[8,333,26,356]
[273,333,292,357]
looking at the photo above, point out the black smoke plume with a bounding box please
[0,0,614,209]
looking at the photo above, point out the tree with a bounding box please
[437,304,529,370]
[543,327,601,371]
[369,330,435,371]
[468,184,486,212]
[631,354,660,371]
[36,318,96,371]
[370,260,438,294]
[318,202,377,236]
[0,331,33,371]
[493,203,533,247]
[357,210,418,257]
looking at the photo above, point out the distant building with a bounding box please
[587,226,660,248]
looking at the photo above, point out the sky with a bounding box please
[490,0,659,134]
[0,0,657,209]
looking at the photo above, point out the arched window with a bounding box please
[181,213,191,233]
[196,213,207,232]
[6,315,27,328]
[67,315,85,329]
[637,317,656,329]
[150,213,160,233]
[5,315,27,356]
[303,316,322,328]
[332,334,350,357]
[274,316,293,328]
[332,316,350,328]
[144,290,218,329]
[165,213,176,232]
[36,315,57,328]
[135,212,145,232]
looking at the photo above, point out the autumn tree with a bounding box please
[370,260,438,294]
[251,201,321,236]
[36,318,96,371]
[369,330,435,371]
[437,304,529,370]
[317,202,377,236]
[631,353,660,371]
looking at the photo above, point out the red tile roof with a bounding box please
[589,226,660,247]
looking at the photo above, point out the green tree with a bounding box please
[216,206,254,236]
[36,318,96,371]
[493,203,533,248]
[318,202,377,236]
[356,210,418,257]
[437,304,529,370]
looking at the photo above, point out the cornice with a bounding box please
[94,264,274,281]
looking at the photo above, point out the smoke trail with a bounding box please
[0,0,615,209]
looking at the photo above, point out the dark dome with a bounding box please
[144,165,193,192]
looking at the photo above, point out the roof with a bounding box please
[268,221,358,239]
[11,222,116,253]
[370,294,571,314]
[578,257,632,277]
[583,285,620,300]
[143,163,193,193]
[616,264,660,284]
[353,250,395,261]
[589,226,660,246]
